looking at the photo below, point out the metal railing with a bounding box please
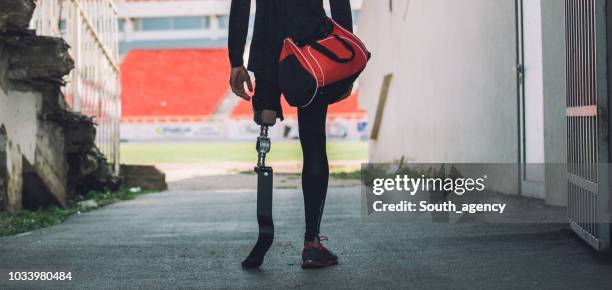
[31,0,121,173]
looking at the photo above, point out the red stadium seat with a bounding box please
[121,49,230,120]
[230,91,363,119]
[121,48,364,122]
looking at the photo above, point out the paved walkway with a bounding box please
[1,182,611,289]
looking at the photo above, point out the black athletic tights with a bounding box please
[298,96,329,242]
[298,97,329,241]
[253,75,329,242]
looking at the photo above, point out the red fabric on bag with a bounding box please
[279,19,369,88]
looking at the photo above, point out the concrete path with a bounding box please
[1,183,611,289]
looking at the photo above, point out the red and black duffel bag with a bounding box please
[279,18,371,107]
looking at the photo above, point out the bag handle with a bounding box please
[310,34,356,64]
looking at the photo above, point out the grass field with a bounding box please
[120,140,368,164]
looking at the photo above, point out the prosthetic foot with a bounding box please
[242,120,275,269]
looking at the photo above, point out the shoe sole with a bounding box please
[301,259,339,269]
[241,258,263,269]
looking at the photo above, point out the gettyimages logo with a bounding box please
[371,174,488,196]
[360,163,533,223]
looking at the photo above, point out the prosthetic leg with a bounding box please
[242,111,276,269]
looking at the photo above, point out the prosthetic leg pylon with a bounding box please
[242,125,274,269]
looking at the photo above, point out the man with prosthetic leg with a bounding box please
[230,0,353,270]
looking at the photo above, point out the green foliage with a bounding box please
[84,187,157,207]
[0,206,77,236]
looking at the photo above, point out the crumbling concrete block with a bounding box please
[0,0,121,211]
[5,36,74,85]
[45,110,121,198]
[0,0,36,34]
[22,158,63,209]
[120,165,168,191]
[31,120,67,207]
[45,109,96,153]
[71,147,122,197]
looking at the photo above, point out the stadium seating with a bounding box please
[121,48,364,122]
[121,49,230,120]
[230,91,364,119]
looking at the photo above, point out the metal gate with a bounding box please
[566,0,611,252]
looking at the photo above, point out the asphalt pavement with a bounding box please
[1,184,611,289]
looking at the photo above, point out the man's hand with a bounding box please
[230,66,253,101]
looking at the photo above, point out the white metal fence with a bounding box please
[31,0,121,173]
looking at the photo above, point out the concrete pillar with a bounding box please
[210,16,221,39]
[0,125,6,211]
[124,18,135,42]
[6,141,22,212]
[541,0,567,206]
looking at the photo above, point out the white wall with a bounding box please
[358,0,519,194]
[0,89,41,163]
[0,87,41,211]
[359,0,518,163]
[358,0,568,203]
[523,0,545,167]
[0,52,68,210]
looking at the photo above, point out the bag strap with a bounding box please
[310,34,356,63]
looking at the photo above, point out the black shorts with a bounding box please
[253,74,284,121]
[252,72,352,123]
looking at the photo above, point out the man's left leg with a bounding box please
[298,97,338,268]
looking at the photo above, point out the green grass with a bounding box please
[120,140,368,164]
[0,207,77,236]
[0,188,157,237]
[330,170,362,180]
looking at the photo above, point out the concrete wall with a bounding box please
[360,0,518,163]
[358,0,567,203]
[0,0,121,211]
[0,59,73,211]
[0,25,71,211]
[358,0,519,193]
[0,85,41,211]
[0,46,42,211]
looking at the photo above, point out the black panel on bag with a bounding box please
[321,70,363,105]
[279,55,318,107]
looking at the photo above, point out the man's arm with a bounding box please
[330,0,353,33]
[228,0,251,68]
